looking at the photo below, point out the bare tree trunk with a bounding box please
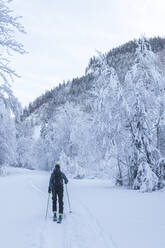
[116,155,123,186]
[156,124,160,150]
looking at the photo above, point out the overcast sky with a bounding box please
[10,0,165,106]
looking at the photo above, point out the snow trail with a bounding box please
[76,199,119,248]
[1,168,165,248]
[28,175,111,248]
[27,176,65,248]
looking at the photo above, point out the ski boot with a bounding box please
[53,212,57,222]
[57,213,63,224]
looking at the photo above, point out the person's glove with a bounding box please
[48,187,51,194]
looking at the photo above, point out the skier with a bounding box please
[48,164,68,223]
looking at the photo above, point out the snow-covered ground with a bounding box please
[0,167,165,248]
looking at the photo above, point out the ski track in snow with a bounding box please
[66,200,112,248]
[27,177,115,248]
[76,199,119,248]
[27,177,70,248]
[2,169,165,248]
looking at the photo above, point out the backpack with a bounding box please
[53,170,63,188]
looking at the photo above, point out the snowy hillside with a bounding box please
[1,167,165,248]
[12,37,165,192]
[2,34,165,191]
[1,2,165,248]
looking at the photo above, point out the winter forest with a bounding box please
[2,1,165,248]
[1,0,165,193]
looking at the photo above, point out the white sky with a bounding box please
[10,0,165,106]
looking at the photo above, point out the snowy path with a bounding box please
[0,168,165,248]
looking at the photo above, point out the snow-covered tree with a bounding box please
[123,38,165,189]
[133,161,158,192]
[0,0,25,173]
[0,0,25,84]
[155,158,165,189]
[88,54,126,179]
[0,99,17,170]
[16,120,35,168]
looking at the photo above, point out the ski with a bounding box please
[53,217,57,222]
[57,219,62,224]
[57,213,63,223]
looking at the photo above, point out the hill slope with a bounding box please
[16,37,165,192]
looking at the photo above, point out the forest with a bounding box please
[1,13,165,192]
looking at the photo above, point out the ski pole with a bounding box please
[45,193,50,220]
[65,184,72,213]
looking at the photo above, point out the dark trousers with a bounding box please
[52,188,64,214]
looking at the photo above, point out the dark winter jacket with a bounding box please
[48,168,68,192]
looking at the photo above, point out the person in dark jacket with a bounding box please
[48,164,68,222]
